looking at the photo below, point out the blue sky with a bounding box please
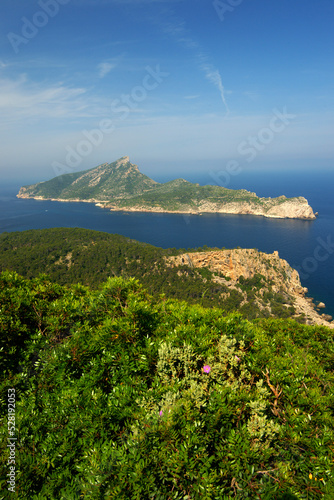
[1,0,333,183]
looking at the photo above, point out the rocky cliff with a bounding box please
[192,196,315,219]
[118,195,315,219]
[166,249,333,328]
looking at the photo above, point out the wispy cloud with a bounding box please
[97,61,116,78]
[243,91,260,102]
[0,75,92,127]
[74,0,184,4]
[161,18,229,114]
[201,65,229,114]
[107,0,185,3]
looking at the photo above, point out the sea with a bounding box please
[1,168,334,318]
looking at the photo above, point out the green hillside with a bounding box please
[0,228,302,321]
[1,271,333,498]
[18,156,159,201]
[117,181,263,211]
[17,158,262,209]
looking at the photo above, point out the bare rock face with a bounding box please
[199,197,316,220]
[113,196,317,220]
[168,248,302,293]
[264,197,316,220]
[166,248,333,328]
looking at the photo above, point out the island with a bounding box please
[17,156,317,220]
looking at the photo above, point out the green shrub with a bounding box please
[1,272,333,498]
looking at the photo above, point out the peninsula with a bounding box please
[17,156,316,220]
[0,228,332,327]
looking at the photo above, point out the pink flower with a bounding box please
[159,410,163,416]
[203,365,211,374]
[235,356,241,362]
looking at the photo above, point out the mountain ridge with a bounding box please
[18,156,159,202]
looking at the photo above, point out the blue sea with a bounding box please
[1,168,334,318]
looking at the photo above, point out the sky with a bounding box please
[0,0,333,184]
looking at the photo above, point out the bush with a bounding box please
[1,272,334,498]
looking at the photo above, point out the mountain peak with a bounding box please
[18,156,157,202]
[116,156,130,165]
[112,156,139,173]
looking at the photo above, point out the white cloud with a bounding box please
[200,64,229,114]
[161,18,230,113]
[0,75,95,127]
[106,0,184,3]
[97,62,116,78]
[74,0,184,4]
[243,91,260,102]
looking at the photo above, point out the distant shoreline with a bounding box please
[17,194,317,221]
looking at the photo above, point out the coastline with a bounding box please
[166,249,334,329]
[106,205,315,220]
[10,171,334,325]
[17,194,317,220]
[293,294,334,329]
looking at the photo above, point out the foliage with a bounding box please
[117,181,301,215]
[0,228,301,322]
[19,157,158,201]
[1,272,334,498]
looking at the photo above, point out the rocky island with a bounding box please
[18,156,316,220]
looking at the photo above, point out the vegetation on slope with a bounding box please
[18,157,159,201]
[18,157,313,219]
[116,182,262,211]
[0,272,333,498]
[0,228,301,321]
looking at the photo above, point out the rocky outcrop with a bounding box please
[205,196,316,220]
[105,199,316,219]
[166,249,333,328]
[107,198,316,219]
